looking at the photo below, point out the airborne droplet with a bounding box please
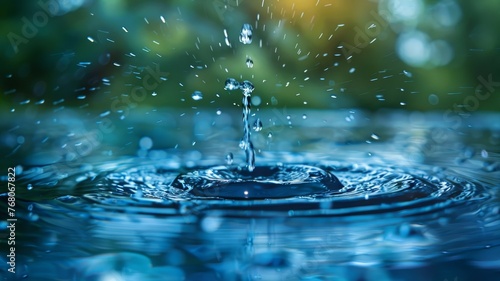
[224,78,240,91]
[246,58,254,68]
[253,118,263,132]
[191,91,203,101]
[239,23,253,44]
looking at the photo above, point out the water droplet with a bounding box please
[271,96,278,105]
[246,58,254,68]
[201,216,222,233]
[302,114,307,120]
[226,153,234,165]
[239,23,253,44]
[251,96,261,106]
[428,94,439,105]
[139,137,153,150]
[224,78,240,91]
[240,80,254,94]
[403,70,413,78]
[481,150,488,158]
[267,132,273,138]
[27,184,33,190]
[253,118,263,132]
[216,109,222,115]
[191,91,203,101]
[371,134,380,140]
[349,67,356,74]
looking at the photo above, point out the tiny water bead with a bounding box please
[191,91,203,101]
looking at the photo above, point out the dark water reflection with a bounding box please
[1,109,499,280]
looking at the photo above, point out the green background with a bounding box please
[1,0,499,113]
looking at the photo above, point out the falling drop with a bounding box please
[224,78,240,91]
[253,118,263,132]
[191,91,203,101]
[302,114,307,120]
[239,23,253,44]
[246,58,254,68]
[216,109,222,115]
[27,184,33,190]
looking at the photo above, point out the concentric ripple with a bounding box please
[170,165,343,199]
[90,161,487,217]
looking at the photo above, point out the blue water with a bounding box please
[1,109,499,280]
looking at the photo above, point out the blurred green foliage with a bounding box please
[1,0,499,113]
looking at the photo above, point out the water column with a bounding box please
[224,24,256,172]
[240,81,255,172]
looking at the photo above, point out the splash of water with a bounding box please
[224,23,257,172]
[225,78,255,171]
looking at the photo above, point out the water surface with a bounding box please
[1,109,499,280]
